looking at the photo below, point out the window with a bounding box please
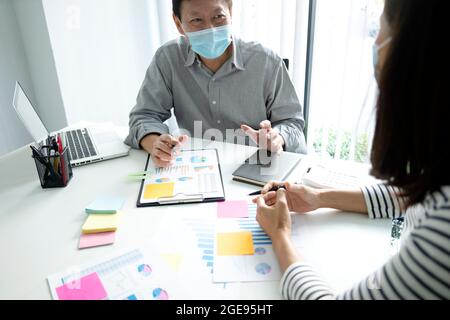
[307,0,385,162]
[233,0,310,103]
[233,0,384,163]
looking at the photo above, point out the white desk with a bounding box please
[0,134,392,300]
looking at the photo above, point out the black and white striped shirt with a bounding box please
[280,185,450,300]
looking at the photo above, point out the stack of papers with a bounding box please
[78,197,124,249]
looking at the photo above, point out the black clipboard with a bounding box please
[136,149,226,207]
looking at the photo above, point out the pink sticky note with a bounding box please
[78,232,116,249]
[217,200,248,218]
[56,273,107,300]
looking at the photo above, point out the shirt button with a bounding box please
[212,101,217,105]
[217,120,221,124]
[212,78,216,82]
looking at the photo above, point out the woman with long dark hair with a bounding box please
[255,0,450,299]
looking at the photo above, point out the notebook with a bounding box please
[232,149,302,187]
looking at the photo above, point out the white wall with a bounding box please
[13,0,67,133]
[42,0,159,127]
[0,0,67,157]
[0,0,37,156]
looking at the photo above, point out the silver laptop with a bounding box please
[13,81,130,167]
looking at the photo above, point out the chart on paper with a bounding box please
[139,149,225,205]
[47,249,182,300]
[213,203,282,283]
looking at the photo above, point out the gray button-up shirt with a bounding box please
[125,36,307,154]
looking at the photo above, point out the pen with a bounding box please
[30,145,47,166]
[30,145,44,158]
[56,134,63,153]
[248,185,287,196]
[30,145,57,180]
[57,134,67,184]
[171,143,181,156]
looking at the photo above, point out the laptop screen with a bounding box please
[13,82,49,143]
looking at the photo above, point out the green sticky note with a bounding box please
[85,197,124,214]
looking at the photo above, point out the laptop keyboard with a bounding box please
[65,129,98,161]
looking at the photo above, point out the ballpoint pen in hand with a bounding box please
[248,182,303,196]
[248,184,287,196]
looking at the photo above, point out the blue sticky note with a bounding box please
[85,197,125,214]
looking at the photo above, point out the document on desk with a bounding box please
[213,203,282,283]
[137,149,225,207]
[47,248,185,300]
[150,213,243,299]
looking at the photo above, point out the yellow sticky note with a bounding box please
[161,253,184,272]
[217,231,254,256]
[82,213,119,234]
[144,183,175,199]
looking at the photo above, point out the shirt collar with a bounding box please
[184,35,245,71]
[231,36,245,71]
[184,36,196,67]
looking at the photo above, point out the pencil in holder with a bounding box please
[32,146,73,188]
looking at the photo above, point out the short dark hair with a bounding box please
[370,0,450,206]
[172,0,233,20]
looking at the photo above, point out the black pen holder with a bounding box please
[32,146,73,188]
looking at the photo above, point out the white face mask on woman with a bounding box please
[373,37,392,83]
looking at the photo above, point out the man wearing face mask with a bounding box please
[125,0,307,168]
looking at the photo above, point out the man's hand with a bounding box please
[241,120,285,154]
[140,134,189,168]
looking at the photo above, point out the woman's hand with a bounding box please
[255,189,292,240]
[256,189,305,273]
[253,181,321,214]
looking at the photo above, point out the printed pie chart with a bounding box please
[254,247,267,255]
[152,288,169,300]
[255,263,271,275]
[137,264,152,277]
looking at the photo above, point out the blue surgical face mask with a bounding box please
[373,37,392,82]
[186,25,232,60]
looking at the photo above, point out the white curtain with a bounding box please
[308,0,384,162]
[233,0,310,101]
